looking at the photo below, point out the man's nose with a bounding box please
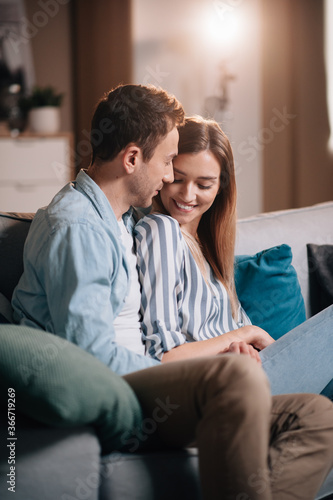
[163,163,174,183]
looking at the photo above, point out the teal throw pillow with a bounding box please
[0,325,143,454]
[235,244,306,340]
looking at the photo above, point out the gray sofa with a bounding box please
[0,201,332,500]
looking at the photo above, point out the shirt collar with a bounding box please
[75,169,138,234]
[122,207,135,233]
[74,169,119,227]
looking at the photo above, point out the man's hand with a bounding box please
[222,341,262,365]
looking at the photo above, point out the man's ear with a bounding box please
[122,144,141,174]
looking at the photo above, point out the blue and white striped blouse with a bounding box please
[134,214,251,361]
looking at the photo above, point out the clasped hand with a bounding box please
[222,326,275,365]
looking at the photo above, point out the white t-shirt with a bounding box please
[113,219,145,355]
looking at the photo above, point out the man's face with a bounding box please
[130,127,179,208]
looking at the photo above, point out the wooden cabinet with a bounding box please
[0,133,74,213]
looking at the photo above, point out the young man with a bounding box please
[11,84,333,499]
[12,84,181,375]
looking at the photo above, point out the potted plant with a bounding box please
[19,86,64,134]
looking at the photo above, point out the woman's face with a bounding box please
[159,150,221,236]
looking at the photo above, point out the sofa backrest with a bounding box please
[1,202,332,318]
[0,213,33,301]
[235,201,333,318]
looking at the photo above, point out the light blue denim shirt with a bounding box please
[12,170,160,375]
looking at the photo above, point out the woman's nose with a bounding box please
[180,183,195,201]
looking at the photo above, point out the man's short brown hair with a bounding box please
[90,84,184,165]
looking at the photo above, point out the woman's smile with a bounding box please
[173,199,197,212]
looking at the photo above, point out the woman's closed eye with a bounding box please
[173,179,213,190]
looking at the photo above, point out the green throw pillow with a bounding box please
[235,244,306,340]
[0,324,143,454]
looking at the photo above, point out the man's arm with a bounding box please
[40,223,160,375]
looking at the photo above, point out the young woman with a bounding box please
[134,116,333,397]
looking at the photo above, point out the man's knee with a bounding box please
[201,354,271,410]
[217,354,269,389]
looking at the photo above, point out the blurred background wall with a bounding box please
[4,0,333,217]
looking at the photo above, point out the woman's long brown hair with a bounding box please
[153,116,239,318]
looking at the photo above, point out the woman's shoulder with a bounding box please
[135,213,181,235]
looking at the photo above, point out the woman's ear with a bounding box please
[122,144,141,174]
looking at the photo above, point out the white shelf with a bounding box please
[0,133,74,212]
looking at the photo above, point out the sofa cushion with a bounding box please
[307,244,333,316]
[0,412,100,500]
[0,324,143,454]
[100,448,201,500]
[235,244,306,339]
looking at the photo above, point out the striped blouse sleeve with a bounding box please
[134,214,186,361]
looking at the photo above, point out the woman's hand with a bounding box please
[231,325,275,351]
[222,341,262,365]
[160,325,274,363]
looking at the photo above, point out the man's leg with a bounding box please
[269,394,333,500]
[124,354,274,500]
[124,355,333,500]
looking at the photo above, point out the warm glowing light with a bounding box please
[204,6,242,50]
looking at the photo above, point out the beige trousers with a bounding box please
[124,355,333,500]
